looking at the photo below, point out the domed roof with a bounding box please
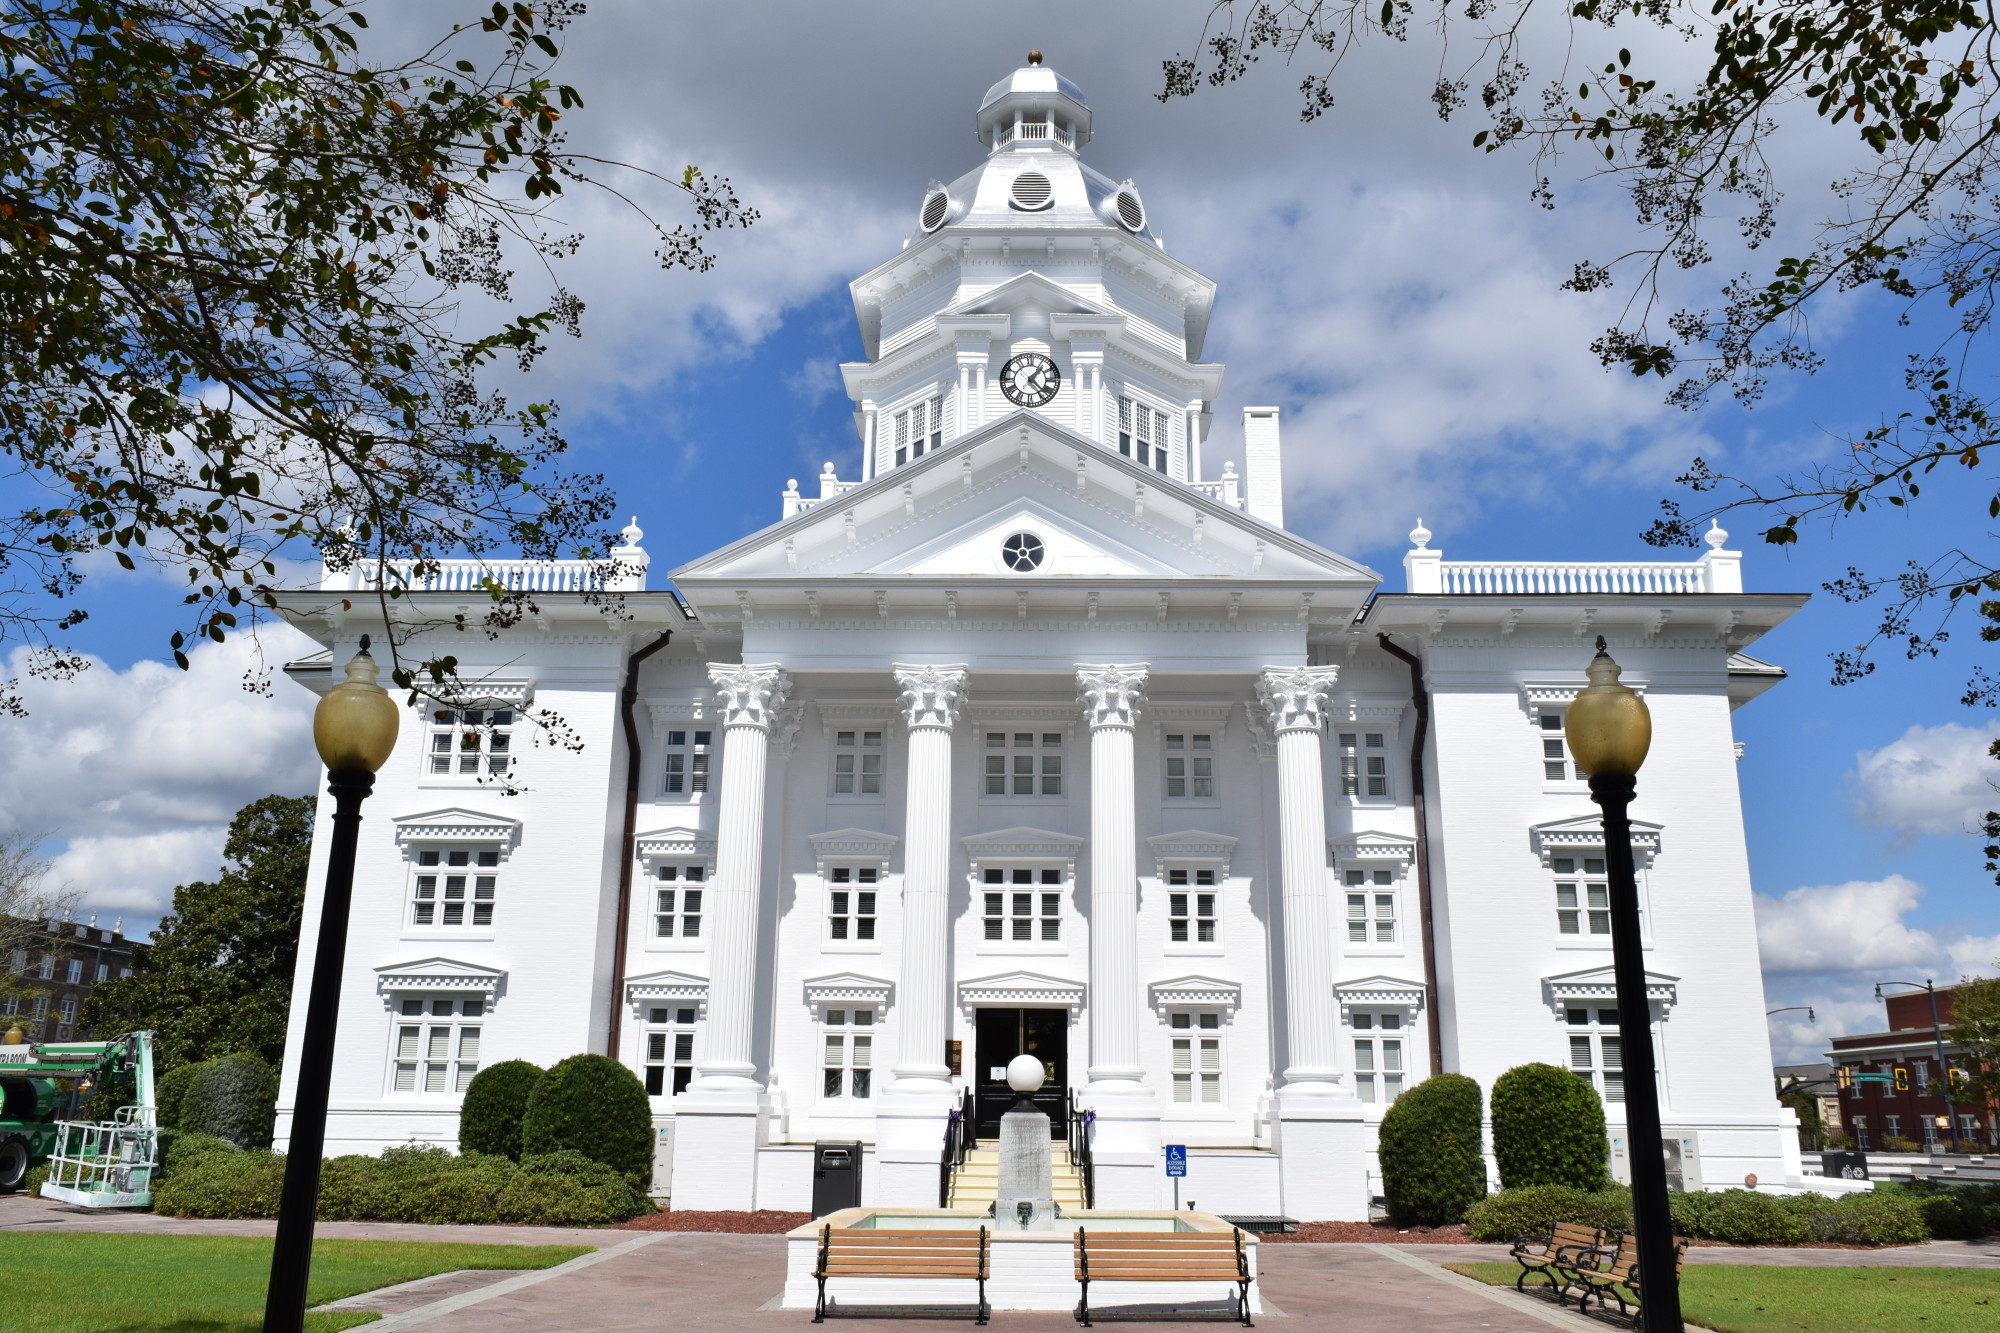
[980,63,1089,113]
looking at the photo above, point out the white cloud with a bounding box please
[1850,720,2000,849]
[0,629,320,926]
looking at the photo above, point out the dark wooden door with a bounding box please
[973,1007,1067,1138]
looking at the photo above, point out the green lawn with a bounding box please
[0,1232,592,1333]
[1446,1261,2000,1333]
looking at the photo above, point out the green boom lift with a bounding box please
[0,1026,159,1207]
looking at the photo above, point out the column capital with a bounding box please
[893,663,970,729]
[709,662,789,730]
[1257,665,1341,734]
[1077,663,1150,730]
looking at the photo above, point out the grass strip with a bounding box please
[1445,1260,2000,1333]
[0,1232,592,1333]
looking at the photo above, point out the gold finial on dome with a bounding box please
[1027,50,1042,65]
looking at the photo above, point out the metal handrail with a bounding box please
[1066,1089,1096,1211]
[938,1088,976,1208]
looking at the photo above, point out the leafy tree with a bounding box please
[1948,970,2000,1108]
[1491,1062,1612,1190]
[0,1,753,716]
[1377,1071,1488,1226]
[80,794,314,1069]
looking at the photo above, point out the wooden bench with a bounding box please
[812,1225,990,1324]
[1508,1220,1605,1293]
[1072,1228,1253,1327]
[1563,1231,1688,1323]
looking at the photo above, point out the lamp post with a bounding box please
[1564,636,1681,1333]
[1766,1006,1815,1022]
[1873,980,1959,1155]
[263,635,400,1333]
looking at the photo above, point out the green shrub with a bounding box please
[152,1147,286,1218]
[1490,1063,1610,1190]
[315,1154,386,1221]
[1464,1184,1632,1241]
[177,1053,279,1149]
[459,1060,544,1161]
[1694,1190,1811,1245]
[1809,1192,1930,1246]
[496,1150,651,1226]
[153,1062,202,1131]
[1377,1072,1487,1227]
[158,1130,241,1180]
[23,1162,48,1196]
[521,1054,655,1185]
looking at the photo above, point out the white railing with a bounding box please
[1190,463,1244,511]
[1436,561,1712,595]
[39,1106,157,1209]
[782,465,866,520]
[994,120,1076,148]
[323,553,648,593]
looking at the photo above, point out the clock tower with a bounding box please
[840,54,1230,488]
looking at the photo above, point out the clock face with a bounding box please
[999,353,1060,408]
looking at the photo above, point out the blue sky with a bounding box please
[2,1,1993,1063]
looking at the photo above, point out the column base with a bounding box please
[1081,1077,1164,1208]
[1276,1101,1374,1222]
[872,1077,961,1207]
[670,1096,766,1211]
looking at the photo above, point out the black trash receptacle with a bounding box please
[812,1140,863,1217]
[1821,1149,1869,1181]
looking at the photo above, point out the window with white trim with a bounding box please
[1169,1011,1223,1103]
[1164,733,1215,799]
[7,948,21,972]
[1,997,15,1017]
[1352,1011,1406,1103]
[64,959,81,984]
[644,1005,697,1095]
[94,963,108,982]
[1343,870,1397,943]
[34,954,52,980]
[1118,396,1171,474]
[822,1007,875,1099]
[1167,869,1218,944]
[412,849,499,929]
[894,396,942,467]
[984,731,1063,796]
[58,997,76,1025]
[832,729,884,796]
[828,867,878,942]
[30,995,47,1020]
[1337,731,1390,798]
[427,707,513,777]
[982,867,1064,941]
[653,864,706,939]
[390,996,483,1093]
[1541,710,1582,781]
[662,727,713,796]
[1553,856,1609,936]
[1565,1005,1623,1102]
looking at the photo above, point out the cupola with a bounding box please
[976,51,1092,152]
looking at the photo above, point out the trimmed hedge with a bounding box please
[176,1053,279,1149]
[153,1063,202,1132]
[152,1141,651,1226]
[459,1060,544,1161]
[1468,1183,1931,1246]
[521,1054,654,1185]
[1490,1062,1610,1191]
[1378,1072,1487,1227]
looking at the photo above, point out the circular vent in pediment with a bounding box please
[1113,188,1146,232]
[1001,532,1046,572]
[1010,173,1054,211]
[920,188,951,232]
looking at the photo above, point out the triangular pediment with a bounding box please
[949,269,1109,321]
[670,411,1379,604]
[374,957,506,997]
[1542,965,1679,1010]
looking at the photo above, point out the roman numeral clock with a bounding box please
[999,352,1060,407]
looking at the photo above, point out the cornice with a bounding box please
[1145,831,1239,879]
[1530,815,1665,869]
[961,827,1086,871]
[803,972,894,1016]
[1542,966,1679,1010]
[625,969,709,1015]
[1335,974,1428,1012]
[1329,832,1417,869]
[808,828,899,874]
[1148,974,1242,1016]
[375,957,505,998]
[392,808,523,856]
[635,826,716,861]
[957,970,1085,1015]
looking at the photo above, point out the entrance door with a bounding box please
[973,1007,1067,1138]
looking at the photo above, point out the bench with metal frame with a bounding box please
[1508,1220,1606,1294]
[1071,1227,1253,1327]
[812,1224,991,1324]
[1562,1230,1689,1324]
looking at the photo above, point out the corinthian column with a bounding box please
[689,662,789,1096]
[889,663,969,1098]
[1257,665,1345,1101]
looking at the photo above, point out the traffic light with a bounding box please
[1949,1067,1970,1092]
[1893,1067,1910,1092]
[1836,1066,1854,1091]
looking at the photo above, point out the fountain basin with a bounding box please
[780,1208,1262,1313]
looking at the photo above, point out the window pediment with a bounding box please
[1146,831,1237,879]
[635,826,716,861]
[1335,974,1428,1015]
[625,969,709,1016]
[803,972,894,1017]
[1148,974,1241,1016]
[961,827,1085,874]
[809,829,899,875]
[1329,831,1417,871]
[1518,677,1647,723]
[1530,814,1663,869]
[1542,965,1678,1012]
[375,957,505,999]
[957,970,1085,1014]
[393,808,522,855]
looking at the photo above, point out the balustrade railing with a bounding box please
[1436,560,1712,596]
[325,554,646,593]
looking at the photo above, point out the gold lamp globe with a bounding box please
[1564,636,1651,778]
[313,635,401,773]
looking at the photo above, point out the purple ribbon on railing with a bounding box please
[944,1108,962,1142]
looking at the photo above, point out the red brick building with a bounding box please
[1827,985,1997,1153]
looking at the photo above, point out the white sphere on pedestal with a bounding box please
[1006,1054,1046,1094]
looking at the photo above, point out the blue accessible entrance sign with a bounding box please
[1164,1145,1188,1177]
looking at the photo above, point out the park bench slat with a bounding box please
[1072,1228,1253,1328]
[814,1224,990,1325]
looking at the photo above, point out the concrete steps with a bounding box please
[945,1142,1087,1210]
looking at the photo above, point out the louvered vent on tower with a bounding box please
[920,188,951,232]
[1113,188,1146,232]
[1010,172,1054,210]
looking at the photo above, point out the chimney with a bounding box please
[1242,407,1284,529]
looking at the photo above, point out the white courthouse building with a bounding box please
[274,60,1814,1218]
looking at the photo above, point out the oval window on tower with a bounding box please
[1001,532,1046,572]
[1010,173,1054,211]
[1113,188,1146,232]
[920,188,951,232]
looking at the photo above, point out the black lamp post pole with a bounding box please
[263,767,375,1333]
[1590,771,1683,1333]
[1922,982,1961,1155]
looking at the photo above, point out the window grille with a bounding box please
[391,996,483,1093]
[1167,869,1218,943]
[984,731,1063,796]
[1337,732,1390,798]
[1117,397,1170,473]
[981,868,1064,941]
[833,729,884,795]
[1164,733,1215,798]
[1565,1006,1624,1101]
[1553,857,1609,936]
[645,1006,698,1095]
[654,864,707,938]
[428,708,513,777]
[828,867,878,942]
[822,1008,875,1099]
[662,728,712,796]
[1343,870,1397,943]
[413,849,499,928]
[1170,1012,1222,1103]
[1353,1011,1405,1102]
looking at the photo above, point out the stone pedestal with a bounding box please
[995,1107,1057,1230]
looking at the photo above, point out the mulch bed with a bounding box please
[617,1209,812,1233]
[1264,1221,1476,1244]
